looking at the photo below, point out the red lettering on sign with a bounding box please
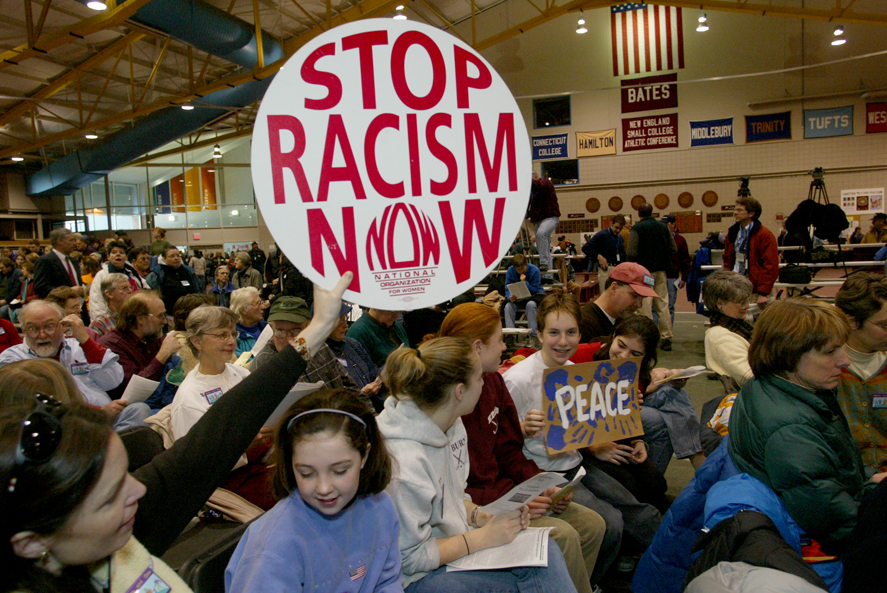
[464,113,517,194]
[454,46,492,109]
[391,31,446,110]
[307,207,360,291]
[318,115,367,202]
[388,203,420,269]
[267,115,313,204]
[439,197,505,283]
[427,113,457,196]
[407,114,422,197]
[365,113,403,198]
[366,204,440,271]
[301,43,341,110]
[341,30,388,109]
[411,204,440,267]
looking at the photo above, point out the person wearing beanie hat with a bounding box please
[579,262,659,343]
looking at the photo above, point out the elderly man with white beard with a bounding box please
[0,300,149,431]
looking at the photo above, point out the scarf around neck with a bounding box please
[709,310,754,341]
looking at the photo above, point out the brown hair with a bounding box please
[835,272,887,327]
[749,298,850,377]
[0,359,85,406]
[272,388,390,501]
[537,288,581,332]
[736,195,762,220]
[45,286,80,310]
[173,293,213,331]
[382,337,476,410]
[79,256,100,275]
[116,290,160,334]
[512,253,527,268]
[438,303,501,345]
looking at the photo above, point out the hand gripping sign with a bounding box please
[251,20,532,309]
[542,358,644,455]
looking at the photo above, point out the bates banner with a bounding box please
[251,20,531,309]
[621,73,677,114]
[622,113,678,152]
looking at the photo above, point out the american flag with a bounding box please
[350,565,367,581]
[611,4,684,77]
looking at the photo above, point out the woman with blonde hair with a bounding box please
[377,336,577,593]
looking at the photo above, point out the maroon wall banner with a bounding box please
[623,113,678,152]
[866,102,887,133]
[621,73,678,114]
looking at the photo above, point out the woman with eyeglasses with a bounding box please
[0,273,352,593]
[230,286,268,357]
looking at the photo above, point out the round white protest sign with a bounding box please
[252,19,531,309]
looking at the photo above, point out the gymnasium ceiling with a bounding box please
[1,0,886,181]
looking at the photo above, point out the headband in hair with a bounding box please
[287,408,367,431]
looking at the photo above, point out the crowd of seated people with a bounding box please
[2,230,887,593]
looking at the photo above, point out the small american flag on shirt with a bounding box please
[611,4,684,77]
[350,565,367,581]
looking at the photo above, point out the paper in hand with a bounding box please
[121,375,160,404]
[447,527,552,571]
[507,281,531,299]
[478,472,567,515]
[651,365,709,386]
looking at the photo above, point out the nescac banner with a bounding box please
[866,103,887,134]
[746,111,791,143]
[543,358,644,455]
[577,130,617,157]
[622,113,678,152]
[689,117,733,147]
[532,134,569,160]
[804,106,853,139]
[621,73,678,114]
[251,20,531,309]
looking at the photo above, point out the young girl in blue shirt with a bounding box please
[226,388,402,593]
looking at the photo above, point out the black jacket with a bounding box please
[34,251,82,298]
[627,217,676,275]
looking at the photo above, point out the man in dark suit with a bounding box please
[34,228,84,299]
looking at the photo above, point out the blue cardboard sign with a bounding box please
[543,358,644,454]
[690,118,734,147]
[746,111,792,143]
[804,106,853,138]
[532,134,569,160]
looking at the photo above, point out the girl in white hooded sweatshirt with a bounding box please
[377,337,577,593]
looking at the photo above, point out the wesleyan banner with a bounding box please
[866,103,887,134]
[804,106,853,138]
[577,130,617,157]
[746,111,791,143]
[543,358,644,454]
[689,117,733,147]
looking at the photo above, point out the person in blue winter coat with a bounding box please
[225,388,402,593]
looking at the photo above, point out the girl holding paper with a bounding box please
[377,337,577,593]
[438,303,607,592]
[503,290,663,571]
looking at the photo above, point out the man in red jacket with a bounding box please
[722,196,779,307]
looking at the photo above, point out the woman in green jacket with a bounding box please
[729,298,887,554]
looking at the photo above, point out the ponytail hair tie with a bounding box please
[414,348,422,360]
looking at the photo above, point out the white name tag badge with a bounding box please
[203,387,224,404]
[873,395,887,409]
[616,254,621,262]
[181,280,191,287]
[337,357,348,367]
[70,362,88,375]
[737,253,747,263]
[0,327,7,335]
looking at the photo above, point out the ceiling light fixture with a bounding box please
[832,25,846,45]
[576,18,587,34]
[696,13,709,32]
[86,1,107,10]
[10,156,23,162]
[85,133,98,139]
[181,102,195,111]
[394,4,407,19]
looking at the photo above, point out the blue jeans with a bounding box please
[405,536,578,593]
[641,385,703,474]
[534,217,559,271]
[505,300,538,334]
[113,402,152,432]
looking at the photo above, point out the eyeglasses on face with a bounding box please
[203,331,236,341]
[24,323,59,338]
[7,394,63,494]
[273,327,301,339]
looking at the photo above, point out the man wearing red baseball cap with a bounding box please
[579,262,660,343]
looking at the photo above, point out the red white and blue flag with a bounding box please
[611,4,684,77]
[350,565,367,581]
